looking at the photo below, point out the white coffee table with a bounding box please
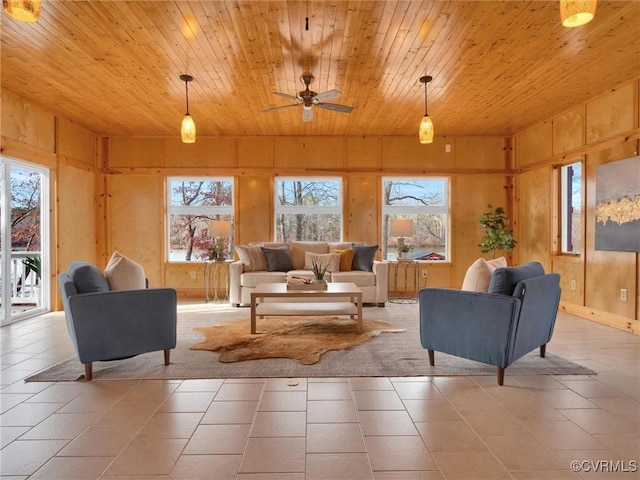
[250,282,363,334]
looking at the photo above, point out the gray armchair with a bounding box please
[419,262,561,385]
[59,262,177,381]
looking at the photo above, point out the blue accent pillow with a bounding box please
[68,262,110,294]
[351,245,378,272]
[261,246,294,272]
[488,262,545,296]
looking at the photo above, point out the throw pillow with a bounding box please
[68,262,110,294]
[104,251,146,291]
[235,244,268,272]
[461,257,507,292]
[351,244,378,272]
[330,248,355,271]
[488,261,545,296]
[261,245,295,272]
[304,252,341,273]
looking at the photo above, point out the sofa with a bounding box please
[229,241,388,307]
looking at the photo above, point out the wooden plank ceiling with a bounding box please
[1,1,639,138]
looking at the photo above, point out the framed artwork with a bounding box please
[595,155,640,252]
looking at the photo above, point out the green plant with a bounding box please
[207,245,220,261]
[399,243,413,253]
[311,260,328,280]
[478,204,517,259]
[22,256,41,284]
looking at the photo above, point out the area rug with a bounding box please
[191,316,404,364]
[26,307,597,382]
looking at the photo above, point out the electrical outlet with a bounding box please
[421,269,428,278]
[620,288,628,302]
[570,279,576,291]
[190,271,196,280]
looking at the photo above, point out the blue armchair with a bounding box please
[59,262,177,381]
[419,262,561,385]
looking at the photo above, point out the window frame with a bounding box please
[557,160,583,256]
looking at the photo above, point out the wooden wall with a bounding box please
[515,79,640,334]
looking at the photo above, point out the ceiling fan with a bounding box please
[263,72,353,122]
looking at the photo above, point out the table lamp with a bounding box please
[209,220,232,260]
[389,219,413,259]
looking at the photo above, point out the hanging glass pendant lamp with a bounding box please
[418,75,434,144]
[180,74,196,144]
[560,0,597,27]
[3,0,41,22]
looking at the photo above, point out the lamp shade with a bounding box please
[209,220,232,238]
[419,115,434,144]
[3,0,41,22]
[181,114,196,143]
[560,0,597,27]
[389,219,413,238]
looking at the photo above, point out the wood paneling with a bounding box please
[1,90,55,153]
[552,258,584,305]
[109,137,165,169]
[164,138,236,168]
[274,137,346,170]
[344,175,378,246]
[516,122,553,168]
[586,83,635,143]
[381,137,451,171]
[56,118,97,166]
[553,106,585,156]
[347,137,381,170]
[239,138,274,169]
[454,137,506,170]
[236,175,272,244]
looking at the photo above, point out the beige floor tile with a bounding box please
[392,381,444,400]
[462,408,531,437]
[349,377,394,391]
[0,380,53,395]
[307,400,359,423]
[554,450,637,479]
[402,398,463,423]
[432,452,511,479]
[19,412,99,440]
[24,384,88,403]
[1,393,35,413]
[0,426,30,448]
[308,382,353,400]
[57,424,140,456]
[158,391,216,412]
[523,420,608,451]
[239,437,305,473]
[264,378,307,391]
[510,470,581,479]
[415,421,487,452]
[442,390,505,413]
[174,378,224,392]
[95,399,162,427]
[373,472,444,480]
[258,390,307,411]
[365,435,438,471]
[0,402,64,426]
[29,455,113,479]
[201,400,258,424]
[593,433,640,458]
[353,390,405,410]
[306,453,373,480]
[358,410,419,436]
[135,412,203,439]
[483,433,567,470]
[307,423,366,453]
[103,438,187,476]
[0,439,68,476]
[168,454,242,480]
[537,389,600,409]
[558,408,640,435]
[558,379,624,398]
[236,473,305,480]
[183,424,251,454]
[214,382,264,401]
[590,396,640,421]
[250,411,306,437]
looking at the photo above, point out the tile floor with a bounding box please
[1,303,639,479]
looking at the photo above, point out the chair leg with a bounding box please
[540,344,546,358]
[497,367,505,386]
[164,349,171,365]
[427,349,435,366]
[84,363,93,381]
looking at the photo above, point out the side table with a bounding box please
[388,260,419,304]
[204,260,232,302]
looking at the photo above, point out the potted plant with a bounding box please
[398,243,413,260]
[22,256,41,306]
[311,260,328,284]
[478,204,517,259]
[207,245,220,261]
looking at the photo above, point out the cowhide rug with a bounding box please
[191,316,405,364]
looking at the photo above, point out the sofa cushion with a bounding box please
[289,241,329,269]
[488,262,545,296]
[241,271,288,287]
[104,251,146,291]
[261,245,295,272]
[461,257,507,293]
[304,252,341,273]
[331,270,376,287]
[351,245,378,272]
[330,248,355,271]
[235,245,268,272]
[68,262,110,294]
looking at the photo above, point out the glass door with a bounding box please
[0,157,50,325]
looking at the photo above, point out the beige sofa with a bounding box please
[229,241,388,307]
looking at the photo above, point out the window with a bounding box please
[167,177,234,261]
[560,162,582,254]
[382,177,449,261]
[274,177,342,241]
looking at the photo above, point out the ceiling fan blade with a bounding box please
[272,91,300,102]
[312,89,341,103]
[263,104,300,113]
[302,106,313,122]
[317,102,353,114]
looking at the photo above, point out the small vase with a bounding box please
[312,277,326,284]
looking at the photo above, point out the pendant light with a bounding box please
[179,74,196,144]
[418,75,434,144]
[3,0,41,23]
[560,0,597,27]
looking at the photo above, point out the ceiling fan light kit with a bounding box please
[180,74,196,144]
[419,75,434,144]
[560,0,597,27]
[264,71,353,123]
[3,0,41,22]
